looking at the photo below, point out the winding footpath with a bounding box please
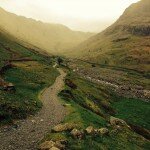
[0,68,66,150]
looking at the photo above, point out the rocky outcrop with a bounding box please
[39,141,55,150]
[70,128,84,139]
[126,25,150,36]
[39,140,66,150]
[110,116,130,128]
[85,126,95,134]
[98,128,109,135]
[52,123,77,132]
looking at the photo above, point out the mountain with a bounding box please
[0,7,93,55]
[68,0,150,73]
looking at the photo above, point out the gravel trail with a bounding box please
[0,68,66,150]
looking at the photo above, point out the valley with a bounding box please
[0,0,150,149]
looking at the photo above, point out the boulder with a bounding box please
[98,128,109,135]
[52,123,76,132]
[115,125,122,131]
[39,141,55,150]
[55,141,65,149]
[50,147,60,150]
[70,128,84,139]
[58,140,68,145]
[110,116,129,127]
[85,126,94,134]
[39,140,66,150]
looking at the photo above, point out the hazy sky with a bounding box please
[0,0,140,32]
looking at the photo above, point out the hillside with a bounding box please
[0,7,93,55]
[68,0,150,73]
[0,29,59,123]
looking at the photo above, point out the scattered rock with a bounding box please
[71,128,84,139]
[143,90,150,98]
[115,125,122,131]
[59,140,68,145]
[31,120,36,123]
[98,128,109,135]
[39,141,55,150]
[39,140,67,150]
[85,126,94,134]
[52,123,76,132]
[55,141,65,149]
[110,116,129,128]
[50,147,60,150]
[62,104,71,107]
[3,82,16,92]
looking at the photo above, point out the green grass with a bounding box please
[0,31,59,124]
[43,71,150,149]
[112,97,150,130]
[0,61,59,123]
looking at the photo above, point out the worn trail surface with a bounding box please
[0,68,66,150]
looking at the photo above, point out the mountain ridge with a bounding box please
[67,0,150,73]
[0,7,93,55]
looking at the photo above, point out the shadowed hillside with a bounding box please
[68,0,150,73]
[0,7,93,55]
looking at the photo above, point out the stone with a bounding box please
[85,126,94,134]
[54,141,65,149]
[98,128,109,135]
[115,125,122,131]
[70,128,84,139]
[110,116,129,127]
[62,104,71,107]
[52,123,76,132]
[50,147,60,150]
[59,139,68,145]
[31,120,36,123]
[39,141,55,150]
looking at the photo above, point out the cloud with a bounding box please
[0,0,140,32]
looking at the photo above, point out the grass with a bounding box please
[112,97,150,130]
[43,70,150,149]
[0,31,59,124]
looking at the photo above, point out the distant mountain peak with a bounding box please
[0,7,93,55]
[68,0,150,73]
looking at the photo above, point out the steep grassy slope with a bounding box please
[0,30,59,124]
[0,7,93,55]
[68,0,150,73]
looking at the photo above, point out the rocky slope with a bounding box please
[0,7,93,55]
[68,0,150,73]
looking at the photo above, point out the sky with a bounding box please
[0,0,140,32]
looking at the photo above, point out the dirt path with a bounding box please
[0,68,66,150]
